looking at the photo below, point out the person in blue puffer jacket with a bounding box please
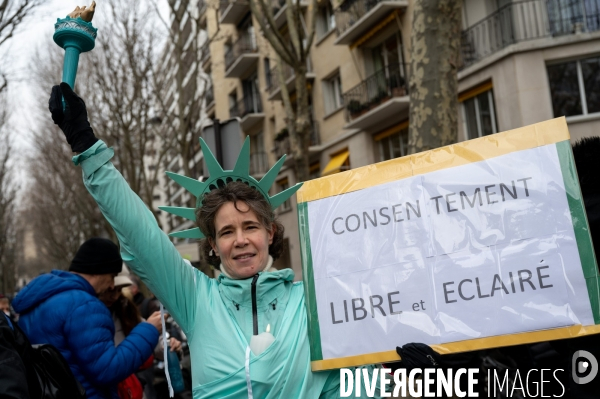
[12,237,163,399]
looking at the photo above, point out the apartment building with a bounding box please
[153,1,211,271]
[459,0,600,142]
[185,0,600,279]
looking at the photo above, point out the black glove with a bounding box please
[48,82,98,153]
[389,343,442,371]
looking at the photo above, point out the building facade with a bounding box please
[152,1,213,273]
[178,0,600,280]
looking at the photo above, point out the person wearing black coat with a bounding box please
[0,313,39,399]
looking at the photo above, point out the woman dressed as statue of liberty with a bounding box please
[46,5,438,397]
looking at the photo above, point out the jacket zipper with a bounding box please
[251,274,259,335]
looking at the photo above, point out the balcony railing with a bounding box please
[250,151,269,175]
[342,64,408,121]
[335,0,400,37]
[224,34,258,71]
[266,64,294,93]
[547,0,600,34]
[229,95,263,119]
[461,0,600,69]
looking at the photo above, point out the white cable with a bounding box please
[245,346,253,399]
[160,303,174,397]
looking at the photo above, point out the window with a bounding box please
[277,178,292,212]
[264,58,272,88]
[242,73,262,114]
[322,73,343,115]
[316,2,336,39]
[547,0,600,35]
[376,126,408,161]
[460,85,498,139]
[368,32,404,76]
[249,131,267,175]
[238,13,257,50]
[547,56,600,118]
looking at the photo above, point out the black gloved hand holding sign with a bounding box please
[387,343,442,372]
[386,343,448,398]
[48,82,98,153]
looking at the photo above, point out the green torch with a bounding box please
[53,1,97,92]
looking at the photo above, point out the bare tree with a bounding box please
[149,0,223,277]
[0,0,42,93]
[0,101,19,292]
[25,41,116,272]
[151,0,219,191]
[0,0,42,289]
[249,0,318,182]
[76,0,171,221]
[407,0,462,153]
[27,124,117,270]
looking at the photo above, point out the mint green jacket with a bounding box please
[74,141,380,398]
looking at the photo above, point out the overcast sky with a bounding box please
[3,0,169,151]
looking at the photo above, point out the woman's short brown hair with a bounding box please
[196,181,285,268]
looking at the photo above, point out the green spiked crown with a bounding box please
[159,136,302,240]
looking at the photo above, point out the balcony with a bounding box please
[342,64,409,130]
[219,0,250,25]
[272,0,309,29]
[273,123,321,159]
[250,151,269,176]
[224,35,259,78]
[265,60,315,101]
[334,0,408,45]
[461,0,600,69]
[230,96,264,130]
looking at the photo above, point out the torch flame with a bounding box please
[68,1,96,22]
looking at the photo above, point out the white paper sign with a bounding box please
[306,144,594,361]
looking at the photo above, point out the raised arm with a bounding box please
[49,82,207,333]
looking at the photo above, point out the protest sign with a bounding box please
[297,118,600,371]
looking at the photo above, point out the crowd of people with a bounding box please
[1,82,600,399]
[0,238,194,399]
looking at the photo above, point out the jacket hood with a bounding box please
[12,270,96,314]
